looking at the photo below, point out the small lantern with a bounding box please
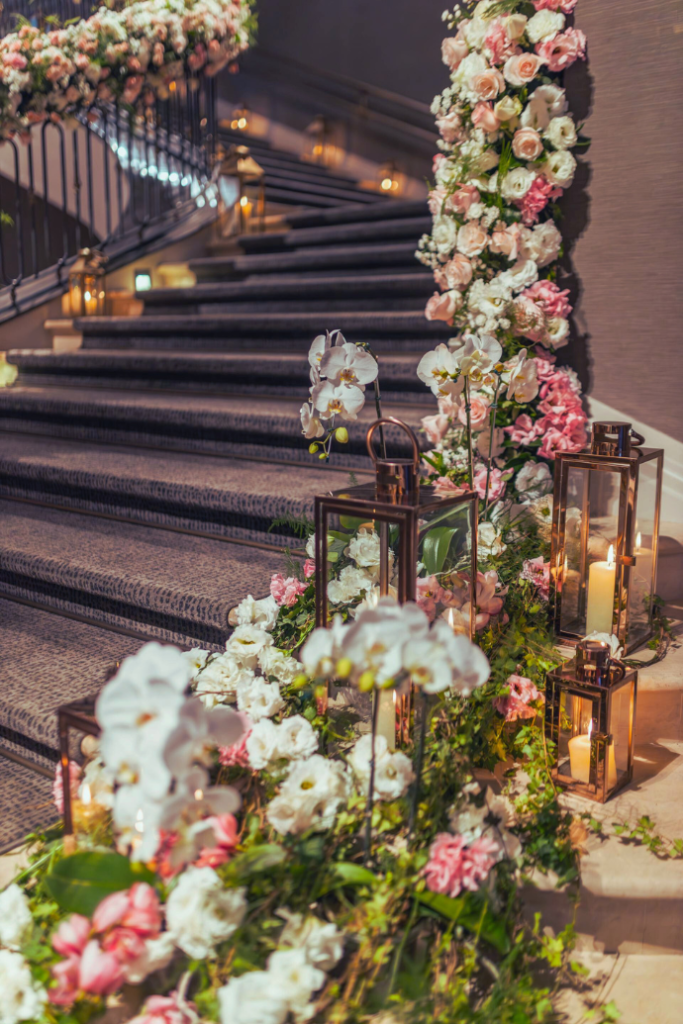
[68,248,107,317]
[377,160,402,195]
[217,144,265,236]
[314,418,478,744]
[551,421,663,654]
[545,639,637,802]
[304,116,336,166]
[229,103,250,132]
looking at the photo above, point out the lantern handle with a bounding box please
[609,658,626,684]
[366,417,421,467]
[630,428,645,447]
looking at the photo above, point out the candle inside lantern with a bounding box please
[70,284,82,316]
[376,688,396,751]
[586,544,616,635]
[568,720,617,789]
[84,289,98,316]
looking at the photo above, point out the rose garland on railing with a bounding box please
[0,0,255,137]
[416,0,588,529]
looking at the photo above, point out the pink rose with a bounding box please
[536,28,587,72]
[484,20,520,65]
[515,175,562,226]
[425,833,498,898]
[436,111,464,144]
[473,464,505,503]
[93,883,161,938]
[445,184,480,216]
[303,558,316,579]
[270,573,307,607]
[49,955,80,1006]
[441,35,469,71]
[504,413,544,446]
[533,353,557,380]
[101,927,146,963]
[475,569,508,630]
[489,221,522,261]
[471,67,505,101]
[425,290,459,323]
[122,74,144,104]
[471,101,501,133]
[520,556,551,601]
[421,412,450,445]
[434,254,473,292]
[433,476,470,498]
[512,126,544,161]
[78,939,125,996]
[458,394,490,431]
[522,280,572,318]
[504,52,544,86]
[52,760,81,814]
[533,0,577,9]
[128,992,198,1024]
[457,221,488,258]
[52,915,91,959]
[513,296,546,343]
[427,186,448,216]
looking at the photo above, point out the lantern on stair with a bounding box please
[545,638,637,802]
[550,421,664,654]
[314,417,478,746]
[67,248,107,317]
[377,160,402,195]
[216,144,265,236]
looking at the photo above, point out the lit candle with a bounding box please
[376,689,396,751]
[72,782,103,831]
[70,284,82,316]
[568,721,617,789]
[84,289,98,316]
[585,544,616,635]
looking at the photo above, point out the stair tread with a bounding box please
[283,199,427,229]
[76,310,448,335]
[0,752,58,853]
[239,215,431,253]
[190,241,419,276]
[8,348,424,369]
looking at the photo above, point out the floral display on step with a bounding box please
[416,0,588,518]
[0,0,254,136]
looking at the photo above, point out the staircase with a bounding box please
[0,196,447,846]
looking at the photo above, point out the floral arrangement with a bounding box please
[415,0,588,527]
[0,0,254,136]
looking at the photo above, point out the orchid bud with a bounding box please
[335,657,353,679]
[358,670,375,692]
[335,427,349,443]
[309,443,319,454]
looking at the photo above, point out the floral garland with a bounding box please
[415,0,588,525]
[0,0,254,136]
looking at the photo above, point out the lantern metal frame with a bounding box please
[217,144,266,235]
[67,248,107,317]
[545,654,638,803]
[551,421,664,654]
[58,696,100,838]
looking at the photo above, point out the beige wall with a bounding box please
[568,0,683,444]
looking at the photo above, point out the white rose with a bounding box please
[545,316,570,349]
[218,971,288,1024]
[544,115,578,150]
[196,654,254,708]
[258,646,299,685]
[0,885,32,951]
[520,222,562,267]
[526,10,565,43]
[542,149,576,187]
[478,521,507,557]
[530,84,567,117]
[225,624,274,668]
[520,97,551,132]
[246,718,281,770]
[493,95,522,121]
[347,735,415,801]
[232,594,279,631]
[327,564,376,605]
[432,215,458,257]
[277,715,319,761]
[347,528,382,571]
[267,756,350,835]
[267,949,325,1023]
[181,648,210,677]
[123,932,175,984]
[516,460,553,500]
[499,167,535,201]
[236,676,284,722]
[0,949,46,1023]
[279,910,344,971]
[504,13,527,39]
[498,259,539,294]
[166,867,246,960]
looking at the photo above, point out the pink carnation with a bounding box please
[303,558,316,579]
[520,555,551,601]
[484,20,520,65]
[533,353,557,381]
[425,833,499,898]
[128,993,198,1024]
[522,280,572,319]
[458,394,490,431]
[504,413,544,446]
[515,175,563,226]
[533,0,577,9]
[53,760,81,814]
[537,423,585,460]
[473,464,505,503]
[219,713,252,767]
[494,672,542,721]
[536,28,587,72]
[52,915,91,959]
[270,572,307,607]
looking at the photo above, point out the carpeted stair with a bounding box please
[0,196,436,845]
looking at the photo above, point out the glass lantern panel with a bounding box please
[416,497,475,636]
[627,459,659,647]
[560,465,621,636]
[610,680,635,781]
[322,508,403,623]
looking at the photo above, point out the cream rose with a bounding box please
[542,149,576,187]
[499,166,535,201]
[456,221,489,258]
[545,316,570,349]
[544,115,577,150]
[470,67,505,101]
[441,36,469,72]
[494,95,522,121]
[504,13,527,39]
[504,52,544,87]
[526,10,565,44]
[438,253,474,290]
[512,127,544,161]
[530,84,567,117]
[520,222,562,267]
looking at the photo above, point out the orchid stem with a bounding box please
[364,690,380,865]
[463,377,474,490]
[484,377,501,517]
[408,692,429,835]
[373,373,387,461]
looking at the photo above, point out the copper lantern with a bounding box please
[545,639,637,802]
[68,248,107,317]
[217,144,265,236]
[551,421,663,654]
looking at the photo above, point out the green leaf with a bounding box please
[319,862,378,894]
[421,526,457,576]
[416,890,465,921]
[45,852,155,916]
[416,891,510,955]
[227,844,287,879]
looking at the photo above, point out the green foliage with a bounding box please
[44,851,156,916]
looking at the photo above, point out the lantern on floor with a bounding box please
[67,248,107,317]
[217,145,265,236]
[314,417,478,746]
[545,639,637,802]
[551,421,664,655]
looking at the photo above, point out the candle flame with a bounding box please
[636,531,642,552]
[194,788,204,801]
[587,720,593,742]
[81,783,92,806]
[134,809,144,834]
[607,544,615,568]
[367,590,379,609]
[447,607,455,629]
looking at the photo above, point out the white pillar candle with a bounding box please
[568,724,617,789]
[376,689,396,751]
[585,545,616,635]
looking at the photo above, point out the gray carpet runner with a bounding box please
[0,197,435,846]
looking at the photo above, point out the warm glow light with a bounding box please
[239,195,249,207]
[380,177,393,191]
[636,531,642,552]
[587,719,593,742]
[237,117,247,129]
[607,544,615,568]
[135,809,144,833]
[81,783,92,806]
[194,788,204,801]
[84,291,91,301]
[169,81,176,92]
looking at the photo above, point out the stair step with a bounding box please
[263,187,355,209]
[7,349,428,401]
[0,500,280,646]
[260,174,385,206]
[0,433,358,545]
[73,311,449,353]
[0,752,58,853]
[283,199,427,230]
[238,215,432,254]
[0,388,428,465]
[0,597,142,770]
[191,241,420,280]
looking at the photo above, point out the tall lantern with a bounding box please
[551,421,663,654]
[545,638,637,802]
[314,418,478,746]
[217,145,265,236]
[68,248,107,317]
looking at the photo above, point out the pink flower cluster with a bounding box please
[494,673,542,722]
[505,357,587,460]
[50,883,162,1006]
[270,572,308,607]
[515,175,563,226]
[536,27,587,73]
[52,760,81,814]
[474,570,509,631]
[155,812,239,880]
[416,575,460,621]
[522,280,572,320]
[425,832,499,898]
[473,464,506,503]
[533,0,577,10]
[129,993,197,1024]
[520,555,551,601]
[219,714,252,767]
[303,557,316,579]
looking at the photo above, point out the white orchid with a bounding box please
[502,349,539,403]
[299,614,348,679]
[300,402,324,440]
[417,343,464,397]
[458,333,503,377]
[310,380,365,421]
[320,342,378,388]
[307,329,343,372]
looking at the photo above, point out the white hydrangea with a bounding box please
[0,949,46,1023]
[0,886,32,951]
[166,867,246,960]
